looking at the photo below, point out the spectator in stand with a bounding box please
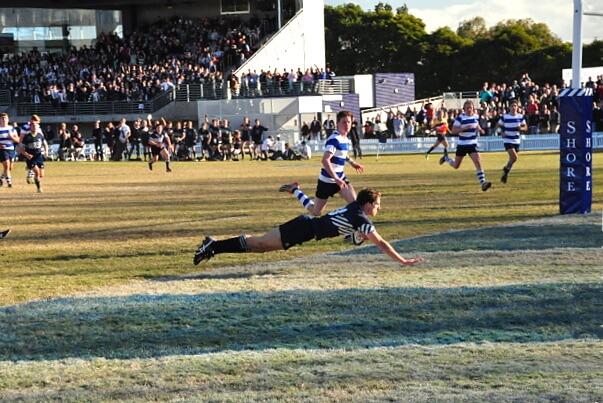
[310,116,322,141]
[479,82,494,108]
[58,123,73,161]
[298,140,311,160]
[239,116,252,160]
[405,116,416,138]
[385,111,395,139]
[550,105,561,134]
[478,109,490,136]
[323,114,335,139]
[104,122,116,159]
[273,134,286,156]
[349,117,362,160]
[0,14,275,105]
[92,120,104,161]
[184,120,198,161]
[209,118,221,160]
[301,69,314,93]
[538,104,551,134]
[112,118,130,161]
[140,118,152,162]
[525,96,540,134]
[198,120,212,161]
[392,112,405,139]
[374,116,388,143]
[128,118,143,160]
[260,135,275,160]
[251,118,269,159]
[424,102,435,129]
[301,121,310,141]
[71,125,85,160]
[43,125,56,142]
[363,118,374,139]
[282,142,302,160]
[219,118,233,161]
[489,109,501,136]
[231,130,243,161]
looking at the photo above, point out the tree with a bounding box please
[490,19,561,49]
[374,2,392,12]
[583,40,603,67]
[324,4,427,76]
[420,27,469,95]
[456,17,488,41]
[324,4,589,99]
[396,4,409,15]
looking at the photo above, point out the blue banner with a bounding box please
[559,88,593,214]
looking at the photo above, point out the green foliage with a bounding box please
[325,3,426,75]
[490,19,561,48]
[324,5,603,98]
[456,16,488,41]
[584,39,603,66]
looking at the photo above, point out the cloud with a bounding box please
[410,0,601,43]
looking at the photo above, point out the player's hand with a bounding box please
[336,178,347,189]
[353,162,364,174]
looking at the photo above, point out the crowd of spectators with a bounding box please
[364,73,603,139]
[39,114,312,163]
[0,14,277,105]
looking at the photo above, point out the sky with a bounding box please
[323,0,603,44]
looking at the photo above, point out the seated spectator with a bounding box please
[282,142,302,160]
[260,135,275,160]
[297,140,311,160]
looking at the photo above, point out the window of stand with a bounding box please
[221,0,250,14]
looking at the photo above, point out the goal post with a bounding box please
[559,0,597,214]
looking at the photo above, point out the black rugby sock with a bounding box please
[213,235,249,254]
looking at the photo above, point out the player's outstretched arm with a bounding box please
[366,231,424,266]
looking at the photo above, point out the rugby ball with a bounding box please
[351,230,365,246]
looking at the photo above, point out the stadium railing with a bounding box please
[13,88,177,117]
[5,77,352,120]
[43,132,602,162]
[306,133,603,155]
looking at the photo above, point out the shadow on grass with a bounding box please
[1,283,601,361]
[342,223,602,255]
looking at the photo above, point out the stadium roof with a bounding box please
[0,0,201,9]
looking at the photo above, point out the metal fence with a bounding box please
[13,88,176,117]
[307,133,603,156]
[4,78,353,119]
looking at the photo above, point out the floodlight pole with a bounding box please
[571,0,583,88]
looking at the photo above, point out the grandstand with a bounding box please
[0,0,417,144]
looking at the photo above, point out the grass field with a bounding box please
[0,151,602,401]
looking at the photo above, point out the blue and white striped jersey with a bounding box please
[498,113,526,145]
[318,131,350,183]
[452,113,480,146]
[0,125,17,150]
